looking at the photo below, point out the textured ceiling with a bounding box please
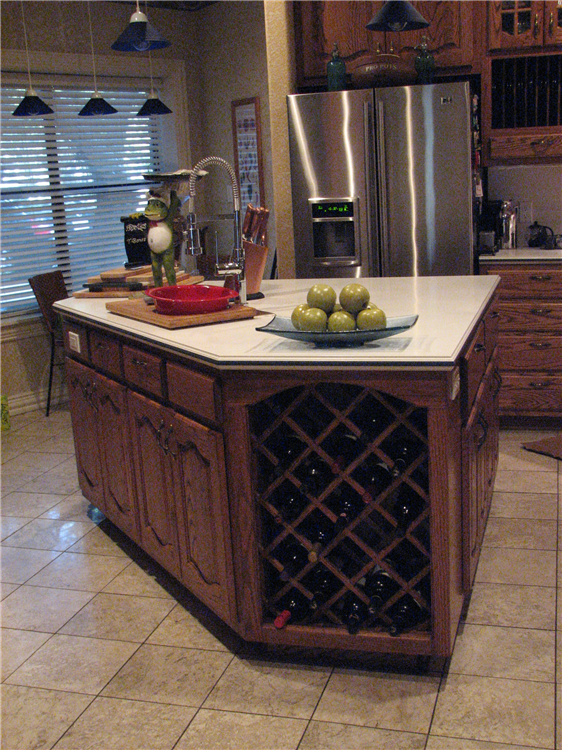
[98,0,223,10]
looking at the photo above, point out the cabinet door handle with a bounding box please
[489,311,500,320]
[476,413,488,449]
[474,343,485,354]
[492,368,502,397]
[549,11,554,36]
[529,381,551,389]
[132,357,147,368]
[533,13,540,38]
[162,426,177,458]
[530,341,552,349]
[530,308,552,316]
[529,274,552,281]
[95,341,108,350]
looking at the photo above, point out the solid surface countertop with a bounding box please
[479,247,562,263]
[54,276,499,369]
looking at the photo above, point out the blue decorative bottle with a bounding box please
[327,43,347,91]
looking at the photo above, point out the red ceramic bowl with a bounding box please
[146,284,239,315]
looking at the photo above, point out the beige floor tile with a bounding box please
[53,696,196,750]
[2,451,71,478]
[102,643,233,707]
[474,547,556,586]
[493,469,558,494]
[40,494,97,524]
[2,585,93,632]
[465,582,555,630]
[1,516,31,540]
[1,629,51,680]
[65,525,131,557]
[5,633,138,694]
[147,604,231,652]
[431,673,554,747]
[0,546,61,584]
[449,623,554,681]
[312,669,440,733]
[299,720,426,750]
[26,551,131,591]
[482,517,557,550]
[1,490,68,518]
[2,517,93,551]
[30,432,77,454]
[19,456,80,496]
[0,684,93,750]
[1,583,20,599]
[102,561,175,599]
[491,490,558,520]
[427,736,549,749]
[59,592,175,642]
[499,429,555,446]
[497,442,558,472]
[204,657,331,720]
[176,708,307,750]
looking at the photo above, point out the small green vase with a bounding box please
[327,43,347,91]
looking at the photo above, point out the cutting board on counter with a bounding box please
[105,299,259,329]
[74,275,205,298]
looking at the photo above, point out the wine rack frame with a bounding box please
[222,367,465,657]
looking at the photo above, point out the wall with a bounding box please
[487,165,562,246]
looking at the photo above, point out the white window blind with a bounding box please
[1,82,165,315]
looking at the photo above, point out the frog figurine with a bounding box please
[144,188,181,287]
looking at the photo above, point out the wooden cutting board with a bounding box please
[88,268,194,287]
[105,298,258,329]
[74,275,205,298]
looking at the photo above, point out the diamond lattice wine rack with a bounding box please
[249,383,431,638]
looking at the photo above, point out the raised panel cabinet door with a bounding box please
[167,411,233,622]
[461,399,486,591]
[65,358,106,513]
[545,0,562,43]
[95,375,140,543]
[128,391,182,579]
[488,1,545,50]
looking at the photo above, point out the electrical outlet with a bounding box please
[68,331,81,353]
[519,201,533,228]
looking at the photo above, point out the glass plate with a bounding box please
[256,314,418,348]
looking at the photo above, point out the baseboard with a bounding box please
[4,388,69,417]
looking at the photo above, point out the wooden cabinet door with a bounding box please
[66,358,106,513]
[488,1,545,50]
[545,0,562,44]
[128,392,182,579]
[167,411,233,622]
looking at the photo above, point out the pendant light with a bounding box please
[78,2,117,117]
[12,0,53,117]
[112,0,170,52]
[137,50,172,116]
[366,1,429,32]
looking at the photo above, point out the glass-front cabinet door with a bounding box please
[488,1,546,50]
[545,0,562,44]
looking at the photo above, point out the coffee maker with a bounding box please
[478,200,518,254]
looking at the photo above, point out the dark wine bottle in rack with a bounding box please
[392,485,425,535]
[275,539,309,581]
[298,455,333,496]
[298,514,336,562]
[351,397,393,445]
[329,485,365,532]
[353,457,392,503]
[383,432,421,477]
[388,595,425,636]
[273,588,310,628]
[271,485,308,524]
[307,566,341,611]
[362,567,399,617]
[340,591,369,634]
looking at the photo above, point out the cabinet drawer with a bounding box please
[489,134,562,162]
[462,322,487,414]
[498,301,562,332]
[123,345,164,398]
[498,333,562,371]
[167,362,221,424]
[484,300,500,361]
[495,268,562,298]
[90,330,121,377]
[499,373,562,416]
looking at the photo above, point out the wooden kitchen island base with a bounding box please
[56,277,500,659]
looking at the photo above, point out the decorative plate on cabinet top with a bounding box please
[256,314,418,348]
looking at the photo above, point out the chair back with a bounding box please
[28,271,68,335]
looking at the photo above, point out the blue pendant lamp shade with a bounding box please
[137,93,172,116]
[112,4,170,51]
[79,2,117,117]
[366,1,430,32]
[12,1,53,117]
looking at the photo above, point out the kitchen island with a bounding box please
[55,276,500,659]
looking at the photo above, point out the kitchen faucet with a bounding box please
[183,156,245,303]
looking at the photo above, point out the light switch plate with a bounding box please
[68,331,81,353]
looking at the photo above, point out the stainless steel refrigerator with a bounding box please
[287,82,475,278]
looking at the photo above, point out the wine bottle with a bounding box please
[332,431,362,471]
[268,434,306,481]
[299,455,333,496]
[299,514,336,562]
[352,397,392,444]
[272,486,308,524]
[355,457,392,503]
[392,486,425,535]
[384,433,421,477]
[388,596,425,637]
[308,566,341,611]
[363,567,399,617]
[273,589,310,628]
[340,591,369,634]
[331,485,364,532]
[275,539,309,581]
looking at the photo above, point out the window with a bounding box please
[1,82,166,315]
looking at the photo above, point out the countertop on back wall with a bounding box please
[479,247,562,264]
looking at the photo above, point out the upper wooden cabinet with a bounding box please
[488,1,562,51]
[293,1,478,88]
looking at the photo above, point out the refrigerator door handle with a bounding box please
[363,100,374,276]
[376,100,389,277]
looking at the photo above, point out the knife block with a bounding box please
[243,240,268,295]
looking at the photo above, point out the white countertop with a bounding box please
[55,276,499,369]
[479,247,562,263]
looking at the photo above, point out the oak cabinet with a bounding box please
[487,1,562,51]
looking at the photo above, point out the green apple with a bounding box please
[299,307,328,332]
[328,310,356,332]
[306,284,337,314]
[356,306,386,330]
[339,283,370,315]
[291,303,310,330]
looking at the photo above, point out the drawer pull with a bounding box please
[529,275,552,281]
[132,357,148,368]
[474,343,485,354]
[489,311,500,320]
[530,308,552,316]
[492,368,502,397]
[529,381,551,390]
[95,341,108,350]
[529,341,551,349]
[476,413,488,449]
[549,11,554,36]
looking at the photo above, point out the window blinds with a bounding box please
[1,83,164,314]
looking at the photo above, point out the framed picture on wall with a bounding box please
[231,97,265,209]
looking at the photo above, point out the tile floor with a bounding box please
[1,406,561,750]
